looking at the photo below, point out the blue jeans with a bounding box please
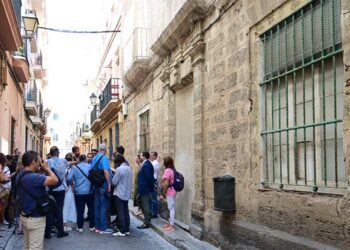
[94,188,108,231]
[150,180,158,216]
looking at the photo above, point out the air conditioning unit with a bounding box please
[122,103,128,116]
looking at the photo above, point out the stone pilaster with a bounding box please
[160,68,175,158]
[189,21,206,218]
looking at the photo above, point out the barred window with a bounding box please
[260,0,345,192]
[139,110,150,152]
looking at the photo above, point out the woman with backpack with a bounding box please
[160,156,176,232]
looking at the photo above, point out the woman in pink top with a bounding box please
[160,156,176,232]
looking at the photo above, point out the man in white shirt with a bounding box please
[149,151,159,218]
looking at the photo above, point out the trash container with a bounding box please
[213,175,235,212]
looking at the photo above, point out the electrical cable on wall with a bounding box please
[38,26,121,34]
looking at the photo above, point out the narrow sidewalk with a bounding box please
[128,200,218,250]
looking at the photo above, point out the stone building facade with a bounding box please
[89,0,350,248]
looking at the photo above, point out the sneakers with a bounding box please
[99,228,114,234]
[125,232,130,235]
[112,232,126,237]
[57,232,69,238]
[64,226,72,232]
[89,227,95,232]
[76,228,83,233]
[94,229,100,233]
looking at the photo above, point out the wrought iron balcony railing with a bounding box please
[99,78,121,112]
[12,0,22,33]
[26,80,37,102]
[90,105,98,126]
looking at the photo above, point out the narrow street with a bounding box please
[1,0,350,249]
[5,215,176,250]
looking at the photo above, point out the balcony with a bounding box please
[90,105,98,125]
[0,0,22,51]
[99,78,121,111]
[30,115,42,129]
[25,80,38,116]
[123,28,151,90]
[90,102,101,133]
[32,51,47,79]
[12,50,30,83]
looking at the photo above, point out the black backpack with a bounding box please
[88,155,105,187]
[171,169,184,192]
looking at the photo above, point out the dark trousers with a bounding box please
[75,194,95,229]
[150,180,158,216]
[140,194,151,226]
[115,196,130,234]
[46,190,65,234]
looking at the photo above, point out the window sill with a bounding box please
[259,183,348,196]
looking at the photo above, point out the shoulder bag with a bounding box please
[18,171,56,216]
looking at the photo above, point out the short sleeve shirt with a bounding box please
[92,153,112,189]
[48,157,69,191]
[17,171,46,217]
[162,168,176,196]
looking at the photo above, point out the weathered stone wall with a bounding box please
[119,0,350,248]
[202,0,350,249]
[121,69,169,177]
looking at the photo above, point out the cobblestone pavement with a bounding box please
[5,215,177,250]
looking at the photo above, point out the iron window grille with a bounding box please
[260,0,344,192]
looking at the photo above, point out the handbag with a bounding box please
[18,171,56,216]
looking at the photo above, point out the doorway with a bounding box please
[175,84,195,225]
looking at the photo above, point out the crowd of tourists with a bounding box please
[0,144,183,250]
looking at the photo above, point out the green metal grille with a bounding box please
[260,0,344,191]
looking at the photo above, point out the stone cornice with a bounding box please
[150,0,208,57]
[189,41,206,67]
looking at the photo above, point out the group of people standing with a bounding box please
[2,144,178,250]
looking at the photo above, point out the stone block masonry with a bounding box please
[118,0,350,249]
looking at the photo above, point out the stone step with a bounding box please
[128,200,218,250]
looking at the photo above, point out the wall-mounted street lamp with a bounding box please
[22,9,39,38]
[89,93,97,106]
[44,108,51,118]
